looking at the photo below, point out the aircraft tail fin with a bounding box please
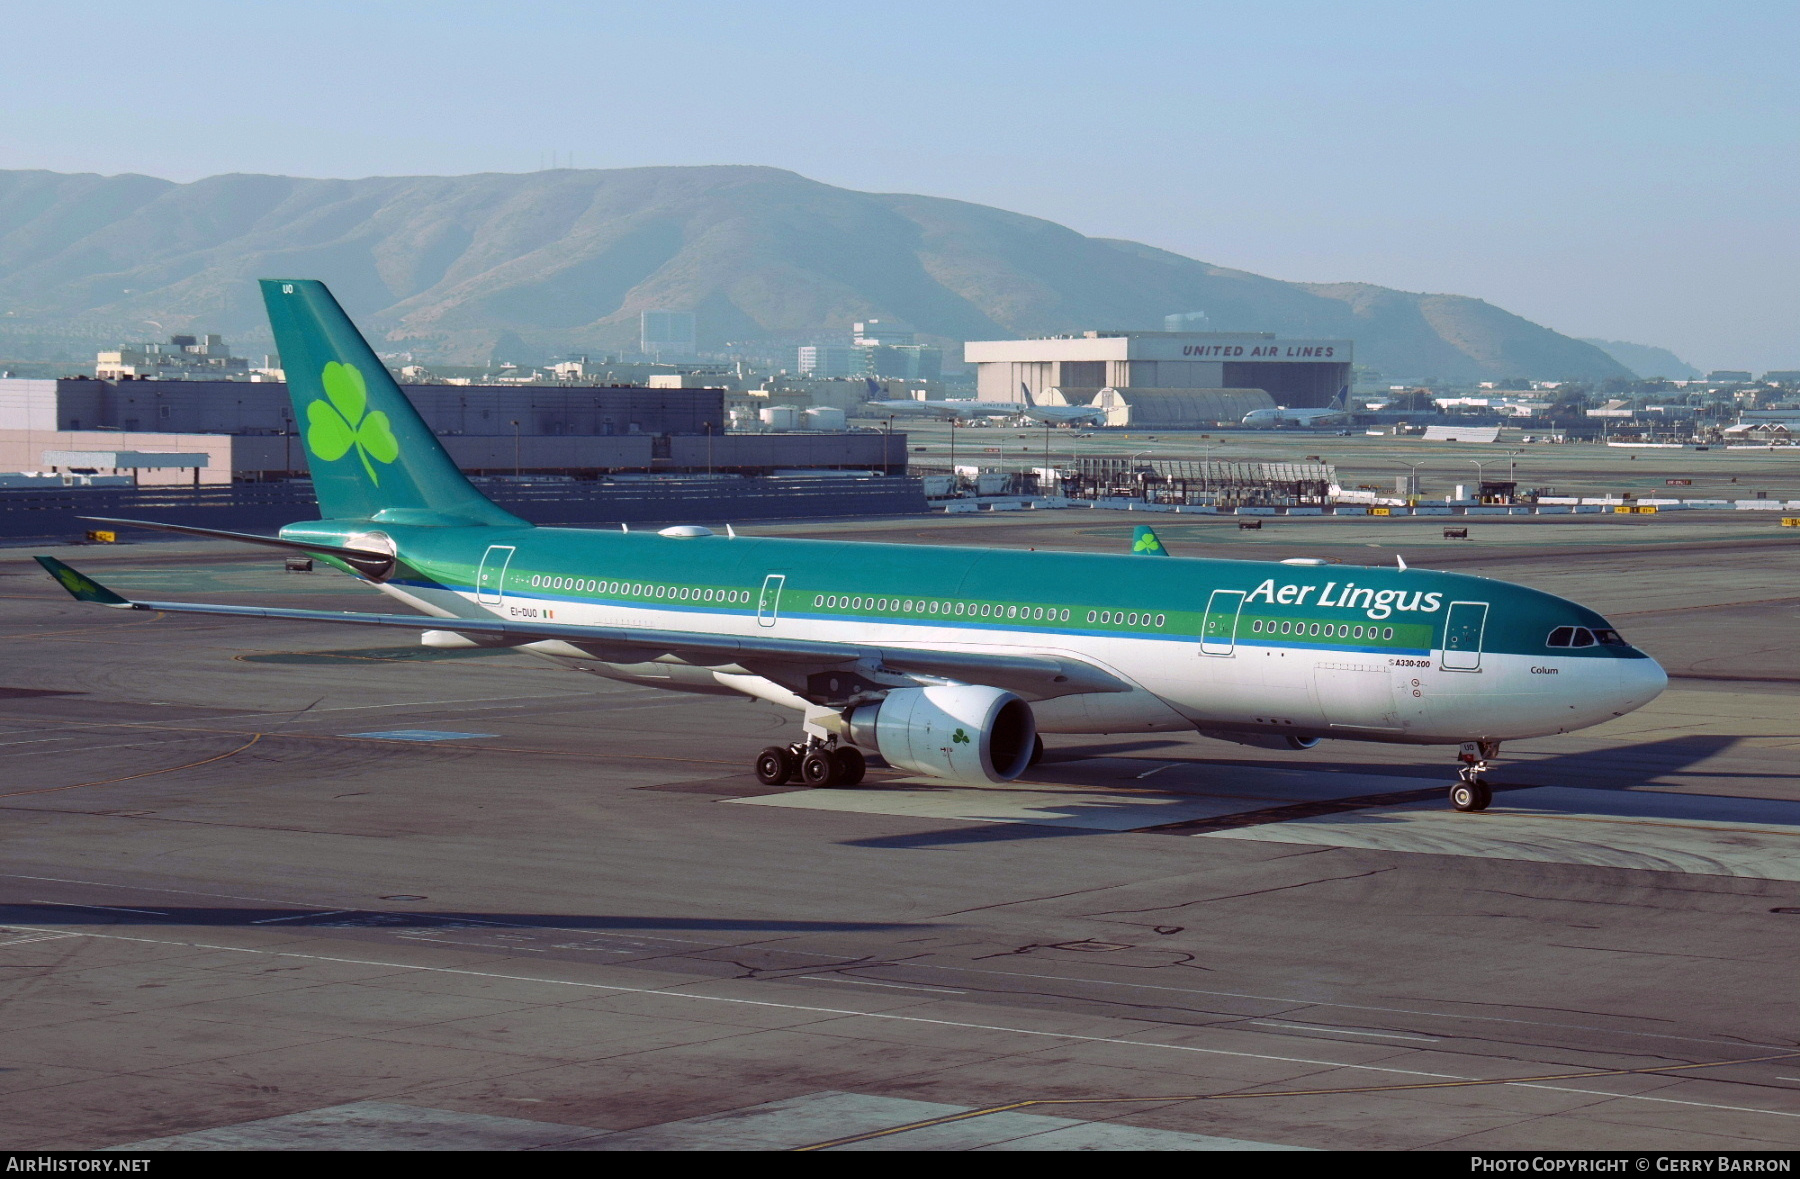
[1131,524,1172,556]
[1019,381,1039,408]
[1331,385,1349,411]
[260,279,524,527]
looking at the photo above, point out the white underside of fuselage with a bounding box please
[369,579,1657,747]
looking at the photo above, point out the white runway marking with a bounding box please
[1249,1021,1440,1042]
[29,899,168,915]
[806,976,967,994]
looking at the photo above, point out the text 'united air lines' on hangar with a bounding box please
[965,330,1353,426]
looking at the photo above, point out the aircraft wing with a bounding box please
[35,557,1127,704]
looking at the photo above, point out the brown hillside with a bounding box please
[0,166,1629,381]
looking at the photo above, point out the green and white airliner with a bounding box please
[38,280,1668,811]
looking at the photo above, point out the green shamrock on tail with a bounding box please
[307,361,399,485]
[951,728,970,745]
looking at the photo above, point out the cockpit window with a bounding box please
[1547,626,1609,648]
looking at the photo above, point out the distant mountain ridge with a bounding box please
[0,165,1630,381]
[1578,338,1701,380]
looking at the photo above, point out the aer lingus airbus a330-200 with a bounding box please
[37,280,1668,811]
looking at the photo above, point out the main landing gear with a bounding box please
[755,739,867,788]
[1450,740,1499,812]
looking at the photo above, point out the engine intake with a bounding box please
[849,685,1036,784]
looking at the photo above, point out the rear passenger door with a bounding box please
[476,545,515,606]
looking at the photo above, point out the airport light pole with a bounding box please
[511,420,520,476]
[1392,460,1428,501]
[1467,458,1502,504]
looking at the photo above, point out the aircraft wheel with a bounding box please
[754,746,796,786]
[1449,779,1492,812]
[835,747,867,786]
[800,748,841,787]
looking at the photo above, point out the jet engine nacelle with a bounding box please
[849,685,1036,784]
[1197,729,1320,751]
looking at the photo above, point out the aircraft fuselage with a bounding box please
[283,521,1667,747]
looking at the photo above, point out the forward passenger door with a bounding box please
[1200,589,1246,655]
[757,574,785,628]
[1440,601,1489,671]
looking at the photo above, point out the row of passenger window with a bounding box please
[813,595,1072,623]
[810,595,1168,629]
[1252,619,1396,641]
[527,574,751,605]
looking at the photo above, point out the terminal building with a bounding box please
[0,378,904,484]
[798,321,943,381]
[94,333,256,381]
[965,330,1353,426]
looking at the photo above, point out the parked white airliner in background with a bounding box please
[866,383,1105,426]
[1241,388,1351,429]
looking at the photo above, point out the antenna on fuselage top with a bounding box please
[726,524,737,538]
[620,523,629,532]
[1396,554,1408,571]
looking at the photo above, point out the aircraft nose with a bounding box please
[1612,656,1668,716]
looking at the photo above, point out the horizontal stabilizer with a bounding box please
[35,556,130,606]
[78,516,395,577]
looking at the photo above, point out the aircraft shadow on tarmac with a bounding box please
[843,733,1765,848]
[0,907,923,931]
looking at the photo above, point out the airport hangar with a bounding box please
[965,330,1352,426]
[0,378,905,484]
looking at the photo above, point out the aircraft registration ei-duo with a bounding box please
[37,280,1667,812]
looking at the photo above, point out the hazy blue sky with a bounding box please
[6,1,1797,370]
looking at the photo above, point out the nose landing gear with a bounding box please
[754,738,867,788]
[1450,740,1498,811]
